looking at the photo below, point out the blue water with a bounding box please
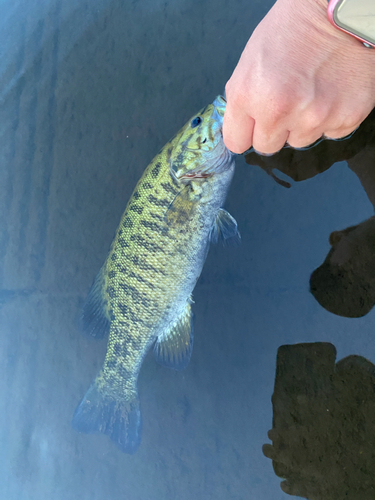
[1,0,375,498]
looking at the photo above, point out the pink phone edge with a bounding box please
[327,0,375,48]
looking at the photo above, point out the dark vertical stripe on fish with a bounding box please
[161,182,179,196]
[151,164,161,178]
[140,220,165,233]
[147,195,170,208]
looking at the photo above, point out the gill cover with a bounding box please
[170,95,233,180]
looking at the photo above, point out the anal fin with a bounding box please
[154,300,193,371]
[81,265,111,339]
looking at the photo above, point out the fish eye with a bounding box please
[191,116,202,128]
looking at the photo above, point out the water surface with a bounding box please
[1,0,374,499]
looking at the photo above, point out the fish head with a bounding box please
[170,95,234,181]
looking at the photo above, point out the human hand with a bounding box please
[223,0,375,155]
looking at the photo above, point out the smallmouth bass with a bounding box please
[72,95,239,453]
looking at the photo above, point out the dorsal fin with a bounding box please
[153,299,193,370]
[80,265,111,339]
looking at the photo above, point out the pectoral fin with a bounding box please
[153,299,193,370]
[210,208,240,245]
[165,185,199,226]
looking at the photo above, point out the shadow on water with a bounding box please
[264,342,375,500]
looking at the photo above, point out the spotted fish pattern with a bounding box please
[72,95,239,453]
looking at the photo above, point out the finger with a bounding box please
[251,122,289,155]
[285,129,324,149]
[324,111,366,140]
[323,125,360,140]
[222,98,255,154]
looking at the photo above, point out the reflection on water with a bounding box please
[245,109,375,184]
[245,111,375,499]
[246,109,375,319]
[311,216,375,318]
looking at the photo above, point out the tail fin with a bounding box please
[72,382,142,454]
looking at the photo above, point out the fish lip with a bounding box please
[212,95,226,122]
[213,94,227,106]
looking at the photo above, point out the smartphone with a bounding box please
[327,0,375,48]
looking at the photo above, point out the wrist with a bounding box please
[276,0,375,54]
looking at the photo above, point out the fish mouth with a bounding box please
[212,95,226,122]
[214,94,227,106]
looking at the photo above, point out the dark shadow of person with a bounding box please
[263,342,375,500]
[244,109,375,317]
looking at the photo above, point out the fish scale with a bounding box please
[72,95,239,453]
